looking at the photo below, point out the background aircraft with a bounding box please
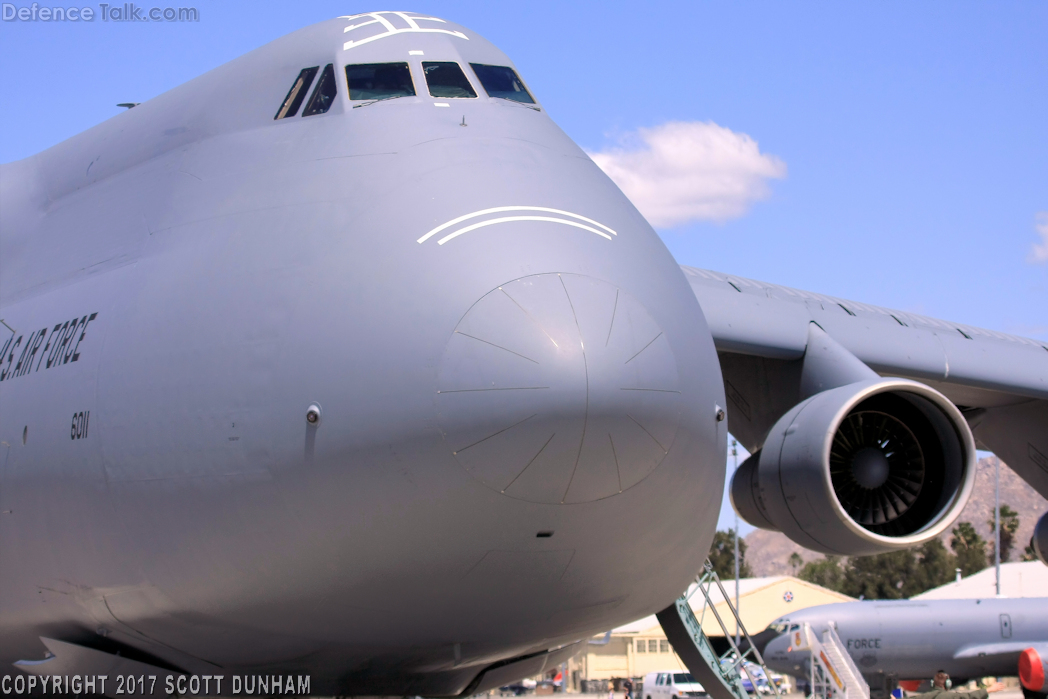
[762,598,1048,699]
[1,5,1046,695]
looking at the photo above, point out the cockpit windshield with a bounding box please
[470,63,535,104]
[274,67,318,119]
[422,62,477,98]
[302,64,337,116]
[346,63,415,101]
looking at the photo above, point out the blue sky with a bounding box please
[2,2,1045,533]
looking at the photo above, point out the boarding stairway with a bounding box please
[656,560,785,699]
[788,622,871,699]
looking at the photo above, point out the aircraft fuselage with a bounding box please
[764,598,1048,687]
[0,13,726,694]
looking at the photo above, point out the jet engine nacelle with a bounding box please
[1033,512,1048,567]
[731,378,976,556]
[1020,646,1048,694]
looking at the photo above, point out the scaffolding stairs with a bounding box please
[788,622,871,699]
[656,560,785,699]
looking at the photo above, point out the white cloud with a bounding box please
[587,121,786,228]
[1030,212,1048,264]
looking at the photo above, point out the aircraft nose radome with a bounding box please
[436,273,681,504]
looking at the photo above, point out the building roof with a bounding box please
[912,561,1048,599]
[611,575,853,635]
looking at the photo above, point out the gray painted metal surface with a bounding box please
[0,10,1045,694]
[684,267,1048,499]
[740,377,976,555]
[683,267,1048,396]
[763,598,1048,689]
[0,13,726,694]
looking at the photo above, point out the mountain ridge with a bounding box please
[744,456,1047,577]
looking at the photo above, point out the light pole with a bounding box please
[732,439,740,645]
[995,457,1001,597]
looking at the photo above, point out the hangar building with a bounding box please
[569,575,853,685]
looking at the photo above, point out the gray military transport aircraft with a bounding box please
[1,10,1047,697]
[762,598,1048,699]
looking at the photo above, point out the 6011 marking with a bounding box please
[71,410,90,440]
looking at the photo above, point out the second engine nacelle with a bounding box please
[1020,646,1048,694]
[731,378,976,556]
[1033,511,1048,567]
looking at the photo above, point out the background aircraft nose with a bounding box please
[436,273,681,504]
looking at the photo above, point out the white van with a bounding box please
[642,671,708,699]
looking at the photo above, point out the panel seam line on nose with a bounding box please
[626,413,667,453]
[500,288,559,348]
[624,332,663,365]
[605,289,619,347]
[453,330,540,364]
[452,413,537,455]
[503,432,557,493]
[558,274,588,503]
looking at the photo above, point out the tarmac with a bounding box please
[516,691,1027,699]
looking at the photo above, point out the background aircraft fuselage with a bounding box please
[763,598,1048,687]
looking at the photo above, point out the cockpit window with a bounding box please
[274,66,318,119]
[422,62,477,98]
[345,63,415,100]
[302,64,337,116]
[470,63,535,104]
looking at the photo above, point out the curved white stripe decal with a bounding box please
[436,216,613,246]
[418,206,617,245]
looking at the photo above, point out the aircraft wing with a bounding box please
[954,642,1048,660]
[682,266,1048,499]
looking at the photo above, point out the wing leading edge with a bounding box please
[683,265,1048,499]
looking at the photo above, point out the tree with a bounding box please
[708,529,752,579]
[951,521,988,577]
[802,541,959,600]
[1022,536,1039,563]
[910,539,957,593]
[841,550,919,600]
[789,552,804,575]
[799,556,844,592]
[988,504,1020,563]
